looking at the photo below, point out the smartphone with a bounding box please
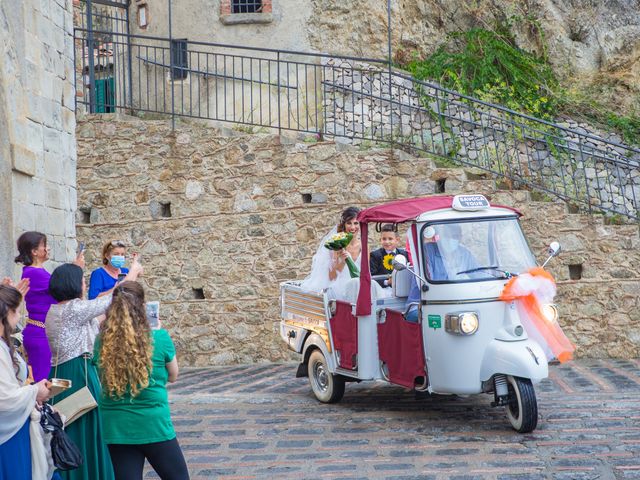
[77,241,86,255]
[146,301,160,329]
[117,273,127,282]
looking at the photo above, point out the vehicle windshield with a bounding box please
[420,217,537,283]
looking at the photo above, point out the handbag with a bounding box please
[53,384,97,426]
[50,347,97,426]
[40,403,83,471]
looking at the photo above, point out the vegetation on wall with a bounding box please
[400,24,640,146]
[563,83,640,146]
[403,27,559,120]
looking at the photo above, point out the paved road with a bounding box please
[147,359,640,479]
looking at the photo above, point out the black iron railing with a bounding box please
[73,24,640,222]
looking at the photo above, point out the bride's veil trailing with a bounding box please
[300,226,337,292]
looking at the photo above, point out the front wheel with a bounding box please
[308,350,345,403]
[506,375,538,433]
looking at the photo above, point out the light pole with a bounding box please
[168,0,175,130]
[387,0,393,149]
[387,0,392,68]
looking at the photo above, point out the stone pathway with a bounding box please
[145,359,640,479]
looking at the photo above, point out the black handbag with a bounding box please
[40,403,84,471]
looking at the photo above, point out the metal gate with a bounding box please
[74,0,131,114]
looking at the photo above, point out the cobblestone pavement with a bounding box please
[146,359,640,480]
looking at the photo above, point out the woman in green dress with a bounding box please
[94,281,189,480]
[46,261,142,480]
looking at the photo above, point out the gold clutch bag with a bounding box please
[53,385,97,426]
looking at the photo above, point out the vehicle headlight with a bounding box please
[445,312,479,335]
[542,304,558,323]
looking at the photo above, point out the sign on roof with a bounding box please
[452,194,490,211]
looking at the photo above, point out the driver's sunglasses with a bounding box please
[110,240,126,248]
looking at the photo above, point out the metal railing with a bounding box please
[73,25,640,222]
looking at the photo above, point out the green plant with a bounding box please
[561,82,640,147]
[604,114,640,146]
[404,28,560,120]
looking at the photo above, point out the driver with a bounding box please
[403,225,482,322]
[425,224,480,281]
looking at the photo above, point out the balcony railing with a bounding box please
[73,25,640,222]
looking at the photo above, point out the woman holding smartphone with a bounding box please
[88,240,130,300]
[94,281,189,480]
[14,232,84,381]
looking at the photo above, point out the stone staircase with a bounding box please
[76,116,640,364]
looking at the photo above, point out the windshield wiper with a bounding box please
[457,266,514,278]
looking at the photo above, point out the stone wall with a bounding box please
[76,116,640,365]
[0,0,78,276]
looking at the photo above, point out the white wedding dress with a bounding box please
[300,226,362,299]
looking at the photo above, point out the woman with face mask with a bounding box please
[88,240,130,300]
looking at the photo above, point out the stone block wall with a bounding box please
[76,116,640,365]
[0,0,78,276]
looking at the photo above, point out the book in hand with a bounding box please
[146,301,160,329]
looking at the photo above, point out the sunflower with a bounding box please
[382,254,395,271]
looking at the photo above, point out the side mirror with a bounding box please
[542,241,562,268]
[392,254,407,271]
[548,241,561,257]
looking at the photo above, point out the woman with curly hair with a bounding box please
[94,281,189,480]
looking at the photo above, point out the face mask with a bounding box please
[438,238,459,254]
[110,255,126,269]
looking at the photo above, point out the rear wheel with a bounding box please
[506,375,538,433]
[308,350,345,403]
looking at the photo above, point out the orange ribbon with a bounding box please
[500,267,575,363]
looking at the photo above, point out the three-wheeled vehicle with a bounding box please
[280,194,561,432]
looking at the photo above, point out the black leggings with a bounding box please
[107,437,190,480]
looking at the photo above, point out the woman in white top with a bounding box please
[0,284,51,480]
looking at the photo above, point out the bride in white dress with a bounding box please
[301,207,362,297]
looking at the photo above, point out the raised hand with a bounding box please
[74,250,86,269]
[128,253,144,279]
[1,277,30,297]
[16,278,30,297]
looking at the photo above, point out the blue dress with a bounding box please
[0,419,31,480]
[0,343,33,480]
[88,267,129,300]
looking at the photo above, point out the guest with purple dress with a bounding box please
[14,232,85,382]
[14,232,56,382]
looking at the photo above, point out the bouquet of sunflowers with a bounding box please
[325,232,360,278]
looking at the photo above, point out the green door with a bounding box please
[94,77,115,113]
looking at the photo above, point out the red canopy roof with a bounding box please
[356,195,521,224]
[357,195,454,224]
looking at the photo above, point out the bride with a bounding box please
[301,207,362,296]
